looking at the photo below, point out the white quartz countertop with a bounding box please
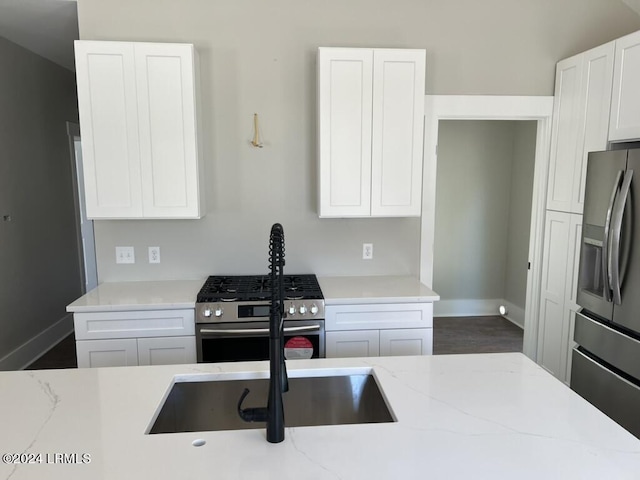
[66,276,438,312]
[318,275,439,304]
[2,353,639,479]
[66,280,205,312]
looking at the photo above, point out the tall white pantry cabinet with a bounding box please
[539,29,640,384]
[317,47,426,218]
[74,41,204,219]
[539,42,614,384]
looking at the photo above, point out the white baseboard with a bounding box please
[434,298,525,329]
[501,300,525,329]
[0,314,74,371]
[434,299,503,317]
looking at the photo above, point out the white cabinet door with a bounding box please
[573,42,614,213]
[76,339,138,368]
[318,48,373,217]
[326,330,380,358]
[537,211,583,381]
[135,43,202,219]
[547,54,583,213]
[74,41,143,218]
[138,336,196,366]
[380,328,432,356]
[317,47,425,218]
[609,30,640,142]
[547,43,614,214]
[371,49,425,217]
[75,40,203,219]
[537,211,572,378]
[562,215,582,385]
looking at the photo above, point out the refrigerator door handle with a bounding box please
[602,170,623,303]
[610,169,633,305]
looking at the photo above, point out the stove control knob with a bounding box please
[288,305,296,316]
[215,307,223,317]
[299,304,307,315]
[310,304,319,315]
[203,307,213,317]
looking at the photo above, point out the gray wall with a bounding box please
[0,37,81,363]
[434,121,516,300]
[433,120,535,310]
[75,0,640,282]
[504,122,537,309]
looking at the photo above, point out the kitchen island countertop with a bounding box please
[318,275,439,304]
[2,353,639,479]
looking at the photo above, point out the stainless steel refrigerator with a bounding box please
[571,148,640,437]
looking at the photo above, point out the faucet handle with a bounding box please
[237,388,268,423]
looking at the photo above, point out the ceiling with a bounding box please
[1,0,640,74]
[0,0,78,71]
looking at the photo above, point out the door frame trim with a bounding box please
[420,95,554,361]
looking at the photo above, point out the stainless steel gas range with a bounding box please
[195,275,325,363]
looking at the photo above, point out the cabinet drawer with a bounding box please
[325,303,432,331]
[74,309,195,340]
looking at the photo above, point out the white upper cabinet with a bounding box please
[317,48,373,217]
[75,41,204,219]
[609,30,640,142]
[318,47,425,218]
[546,42,614,214]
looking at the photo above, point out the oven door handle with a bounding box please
[200,324,321,335]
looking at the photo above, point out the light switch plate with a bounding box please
[116,246,135,264]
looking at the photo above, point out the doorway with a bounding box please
[419,96,554,361]
[67,122,98,293]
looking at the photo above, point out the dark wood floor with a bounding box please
[433,315,523,354]
[24,316,523,369]
[25,332,78,370]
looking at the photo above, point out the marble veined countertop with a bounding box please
[318,275,439,305]
[66,276,438,313]
[66,280,205,313]
[1,353,639,479]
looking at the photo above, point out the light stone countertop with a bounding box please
[66,276,438,313]
[318,275,439,305]
[66,280,205,313]
[2,353,639,480]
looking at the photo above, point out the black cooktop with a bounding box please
[196,275,323,303]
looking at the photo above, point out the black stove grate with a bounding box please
[197,274,323,303]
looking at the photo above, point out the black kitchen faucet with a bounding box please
[237,223,288,443]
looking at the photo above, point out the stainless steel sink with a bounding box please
[148,371,395,434]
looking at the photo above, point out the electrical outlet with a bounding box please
[148,246,161,264]
[115,246,135,264]
[362,243,373,260]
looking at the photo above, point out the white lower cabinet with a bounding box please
[137,337,196,366]
[326,328,431,358]
[74,309,196,368]
[537,211,582,384]
[326,330,380,358]
[380,328,432,356]
[77,336,196,368]
[76,339,138,368]
[325,303,433,358]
